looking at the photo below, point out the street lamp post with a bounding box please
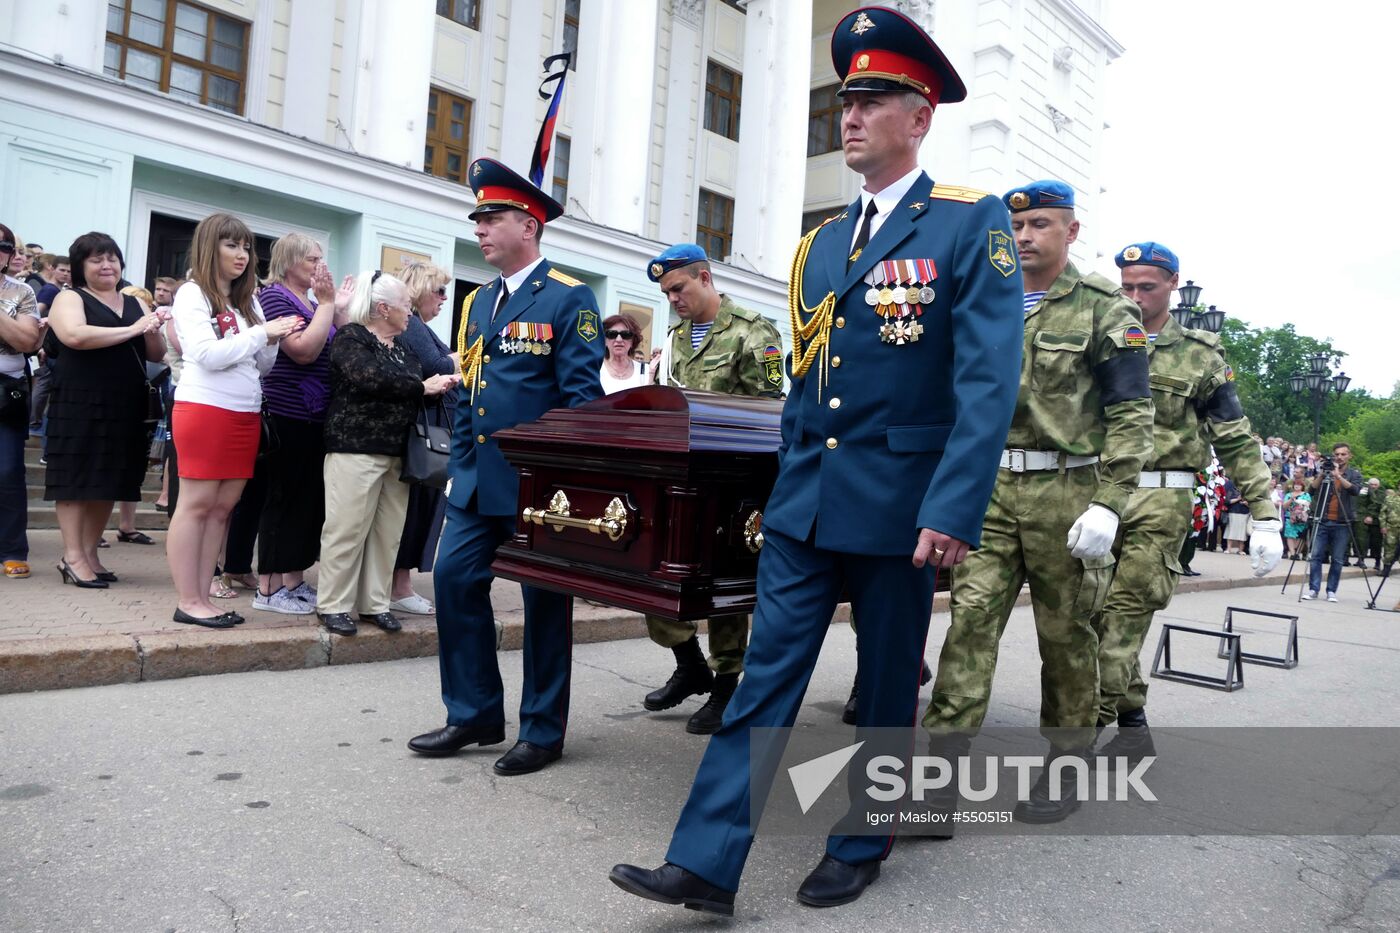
[1290,351,1350,445]
[1169,280,1225,333]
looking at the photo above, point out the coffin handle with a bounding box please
[522,490,629,543]
[744,510,765,553]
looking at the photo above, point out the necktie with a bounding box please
[848,199,878,267]
[492,281,510,322]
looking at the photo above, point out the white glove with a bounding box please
[1066,504,1119,560]
[1249,518,1284,576]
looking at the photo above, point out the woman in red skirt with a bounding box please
[167,214,301,627]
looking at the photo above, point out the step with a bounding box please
[27,485,161,503]
[26,503,169,531]
[25,464,164,490]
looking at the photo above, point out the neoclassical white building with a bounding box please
[0,0,1121,348]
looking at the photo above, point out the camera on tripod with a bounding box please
[1318,456,1336,475]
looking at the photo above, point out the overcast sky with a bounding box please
[1092,1,1397,396]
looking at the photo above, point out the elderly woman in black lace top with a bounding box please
[316,270,460,636]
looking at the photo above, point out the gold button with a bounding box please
[835,316,846,329]
[478,380,487,389]
[477,407,486,416]
[831,356,842,368]
[826,437,838,449]
[829,397,841,409]
[482,354,491,364]
[476,434,486,444]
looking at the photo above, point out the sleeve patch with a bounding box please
[1225,364,1235,381]
[1123,325,1148,348]
[988,230,1017,277]
[576,309,599,342]
[763,345,783,386]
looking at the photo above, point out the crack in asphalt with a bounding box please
[477,761,601,833]
[572,658,654,690]
[207,890,242,933]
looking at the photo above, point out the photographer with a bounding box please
[1305,442,1363,601]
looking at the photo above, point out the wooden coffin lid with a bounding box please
[493,386,782,454]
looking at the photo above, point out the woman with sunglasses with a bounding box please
[389,260,457,615]
[599,313,650,394]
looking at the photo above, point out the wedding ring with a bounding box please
[933,547,946,558]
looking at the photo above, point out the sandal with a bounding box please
[117,531,156,545]
[222,572,259,591]
[210,577,237,599]
[3,560,30,579]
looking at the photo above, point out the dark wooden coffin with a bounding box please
[490,386,782,621]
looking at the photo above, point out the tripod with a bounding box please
[1365,536,1399,612]
[1280,471,1374,602]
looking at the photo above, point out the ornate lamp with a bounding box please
[1333,371,1351,394]
[1197,304,1225,333]
[1289,372,1307,394]
[1177,279,1202,309]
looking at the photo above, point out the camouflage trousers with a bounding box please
[924,466,1111,741]
[645,615,749,675]
[1092,486,1192,726]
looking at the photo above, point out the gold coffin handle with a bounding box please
[744,510,765,553]
[522,489,629,543]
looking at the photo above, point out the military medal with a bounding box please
[890,285,907,305]
[865,287,880,306]
[919,286,936,303]
[877,286,894,305]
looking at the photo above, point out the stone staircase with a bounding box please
[24,435,169,530]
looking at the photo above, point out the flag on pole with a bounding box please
[529,52,572,189]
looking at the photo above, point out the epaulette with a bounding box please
[1080,271,1122,296]
[1182,327,1221,348]
[928,184,991,204]
[455,286,481,356]
[547,267,582,288]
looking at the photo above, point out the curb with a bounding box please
[0,565,1367,695]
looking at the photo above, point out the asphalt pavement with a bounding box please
[2,584,1397,932]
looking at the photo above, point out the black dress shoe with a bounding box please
[796,854,880,908]
[608,862,735,916]
[173,608,235,629]
[319,612,356,635]
[843,660,934,725]
[359,611,402,632]
[492,740,562,776]
[408,723,507,757]
[221,611,246,625]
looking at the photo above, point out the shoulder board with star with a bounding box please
[928,184,992,204]
[548,268,582,287]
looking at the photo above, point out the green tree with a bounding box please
[1216,319,1361,442]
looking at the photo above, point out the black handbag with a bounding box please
[256,406,280,461]
[401,401,451,489]
[0,370,29,428]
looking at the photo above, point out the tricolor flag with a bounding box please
[529,52,572,189]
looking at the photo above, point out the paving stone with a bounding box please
[137,625,328,683]
[0,634,139,693]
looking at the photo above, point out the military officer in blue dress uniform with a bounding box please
[609,6,1023,913]
[408,158,603,776]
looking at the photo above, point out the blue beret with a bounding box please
[831,6,967,105]
[1003,180,1075,213]
[467,157,563,225]
[1115,242,1179,274]
[647,243,708,282]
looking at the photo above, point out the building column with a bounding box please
[730,0,812,279]
[283,0,337,141]
[351,0,436,169]
[657,0,705,244]
[6,0,106,71]
[498,0,545,167]
[571,0,658,235]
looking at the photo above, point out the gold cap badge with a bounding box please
[1009,191,1030,210]
[650,262,663,278]
[1123,246,1142,261]
[856,53,870,71]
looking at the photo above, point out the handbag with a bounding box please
[256,406,280,462]
[0,370,30,428]
[400,400,452,489]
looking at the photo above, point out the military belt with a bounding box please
[1138,470,1196,489]
[999,449,1098,473]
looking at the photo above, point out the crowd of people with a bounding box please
[0,215,460,632]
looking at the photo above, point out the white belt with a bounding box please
[1138,470,1196,489]
[999,449,1099,473]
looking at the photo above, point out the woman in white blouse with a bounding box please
[166,213,300,628]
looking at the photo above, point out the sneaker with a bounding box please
[1302,591,1317,600]
[389,593,434,615]
[286,581,318,604]
[252,587,315,615]
[1327,593,1338,603]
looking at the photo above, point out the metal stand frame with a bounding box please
[1150,623,1244,692]
[1216,607,1299,669]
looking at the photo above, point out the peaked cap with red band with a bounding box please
[832,6,966,105]
[467,157,564,226]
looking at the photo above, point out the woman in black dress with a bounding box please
[44,232,167,587]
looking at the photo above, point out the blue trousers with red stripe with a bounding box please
[432,502,573,750]
[665,526,937,892]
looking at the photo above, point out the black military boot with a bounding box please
[842,660,933,725]
[1095,707,1156,767]
[687,673,739,734]
[643,636,713,711]
[1012,746,1091,824]
[922,732,970,839]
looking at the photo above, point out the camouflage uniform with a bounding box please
[1381,489,1400,570]
[1093,315,1272,725]
[925,262,1153,739]
[1353,483,1385,567]
[648,295,784,673]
